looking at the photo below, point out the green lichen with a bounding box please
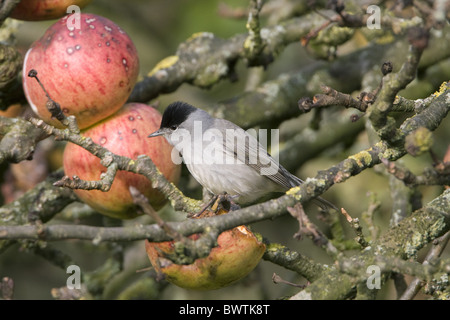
[286,186,302,200]
[404,127,433,157]
[433,81,449,98]
[349,150,373,167]
[148,55,179,76]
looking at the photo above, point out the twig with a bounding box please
[287,203,339,257]
[298,61,393,114]
[27,70,78,130]
[244,0,267,67]
[129,186,182,241]
[341,208,369,248]
[368,26,430,145]
[298,84,371,113]
[272,273,307,289]
[383,157,450,187]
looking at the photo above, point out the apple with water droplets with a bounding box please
[10,0,92,21]
[63,103,181,219]
[23,13,139,129]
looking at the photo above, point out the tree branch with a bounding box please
[290,188,450,300]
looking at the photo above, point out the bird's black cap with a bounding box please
[160,101,197,129]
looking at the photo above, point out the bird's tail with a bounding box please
[313,197,339,212]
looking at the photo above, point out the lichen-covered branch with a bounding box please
[368,27,429,145]
[1,86,447,242]
[291,188,450,300]
[0,169,76,253]
[0,0,20,25]
[0,116,48,164]
[127,12,345,104]
[262,239,325,282]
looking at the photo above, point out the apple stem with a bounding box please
[27,69,66,122]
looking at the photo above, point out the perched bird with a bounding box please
[148,101,336,210]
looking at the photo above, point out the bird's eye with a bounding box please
[170,125,178,131]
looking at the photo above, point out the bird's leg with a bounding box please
[188,194,219,218]
[188,192,241,218]
[215,193,241,212]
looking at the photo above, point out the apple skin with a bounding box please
[23,13,139,129]
[63,103,181,219]
[10,0,92,21]
[145,210,266,290]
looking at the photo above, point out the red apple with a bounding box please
[63,103,181,219]
[145,210,266,290]
[23,13,139,129]
[10,0,92,21]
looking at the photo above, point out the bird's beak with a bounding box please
[148,128,165,138]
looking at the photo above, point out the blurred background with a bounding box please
[1,0,449,300]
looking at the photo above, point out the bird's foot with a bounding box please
[213,193,240,212]
[188,192,240,218]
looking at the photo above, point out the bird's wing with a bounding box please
[215,119,300,189]
[211,119,337,211]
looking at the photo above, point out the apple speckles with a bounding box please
[99,136,107,145]
[22,13,139,129]
[85,17,96,24]
[132,129,137,134]
[122,58,129,71]
[128,116,135,121]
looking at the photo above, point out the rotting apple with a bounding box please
[23,13,139,129]
[145,210,266,290]
[10,0,92,21]
[63,103,181,219]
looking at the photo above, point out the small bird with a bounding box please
[148,101,336,210]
